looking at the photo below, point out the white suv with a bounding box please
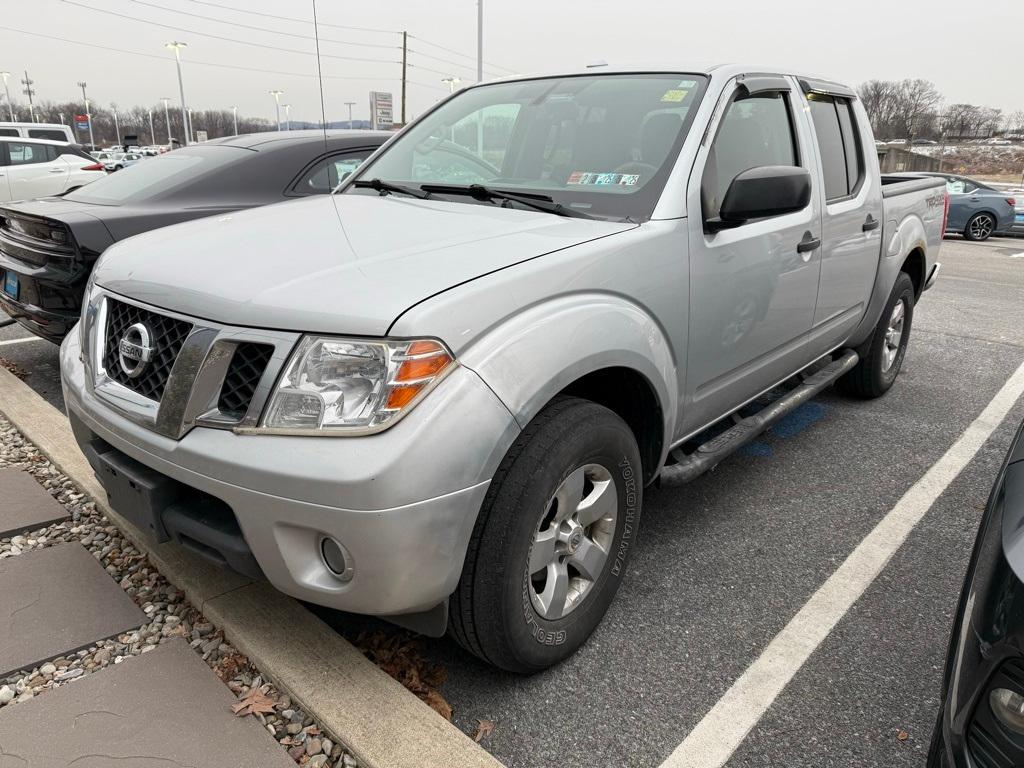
[0,138,105,202]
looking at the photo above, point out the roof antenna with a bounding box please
[312,0,328,151]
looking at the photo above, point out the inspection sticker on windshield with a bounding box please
[568,172,639,186]
[661,89,688,103]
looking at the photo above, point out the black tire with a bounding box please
[448,396,642,673]
[838,271,915,398]
[964,212,995,241]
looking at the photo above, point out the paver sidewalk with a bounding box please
[0,463,350,767]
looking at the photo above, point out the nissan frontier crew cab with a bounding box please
[61,64,945,673]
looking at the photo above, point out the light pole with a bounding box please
[112,108,120,146]
[187,108,195,143]
[0,72,12,122]
[344,101,356,129]
[160,97,172,145]
[77,81,95,149]
[231,105,238,136]
[283,104,291,130]
[442,77,461,94]
[165,41,189,146]
[148,109,154,145]
[269,90,283,131]
[476,0,483,82]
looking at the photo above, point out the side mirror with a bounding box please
[708,165,812,232]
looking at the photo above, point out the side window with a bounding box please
[808,94,864,201]
[946,178,967,194]
[0,129,18,137]
[702,92,798,221]
[294,151,373,195]
[28,129,68,142]
[44,145,61,162]
[6,143,46,166]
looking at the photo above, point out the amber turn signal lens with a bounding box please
[385,383,424,410]
[396,354,450,381]
[406,340,444,356]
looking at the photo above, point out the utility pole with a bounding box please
[401,30,408,126]
[476,0,483,82]
[21,71,36,123]
[187,108,195,142]
[148,109,155,144]
[0,72,12,122]
[231,105,238,136]
[269,90,283,131]
[161,97,172,145]
[112,107,120,146]
[77,81,95,149]
[165,41,189,146]
[345,101,356,129]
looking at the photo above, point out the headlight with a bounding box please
[261,336,455,433]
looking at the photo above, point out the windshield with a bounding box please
[349,73,708,220]
[66,145,250,205]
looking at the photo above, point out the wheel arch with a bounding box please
[901,247,926,299]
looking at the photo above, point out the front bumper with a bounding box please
[61,328,521,617]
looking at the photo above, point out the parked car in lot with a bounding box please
[929,418,1024,767]
[0,129,387,341]
[102,152,143,172]
[0,137,104,203]
[0,121,75,143]
[1001,197,1024,237]
[922,173,1017,241]
[61,65,945,673]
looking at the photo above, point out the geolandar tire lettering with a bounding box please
[448,396,643,673]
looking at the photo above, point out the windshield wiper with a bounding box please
[419,183,596,219]
[353,178,431,199]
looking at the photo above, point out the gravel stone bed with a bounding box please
[0,415,359,767]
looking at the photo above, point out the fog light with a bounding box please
[320,537,354,582]
[990,688,1024,734]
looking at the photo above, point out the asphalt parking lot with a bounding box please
[4,235,1024,767]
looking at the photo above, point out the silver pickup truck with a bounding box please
[60,64,945,673]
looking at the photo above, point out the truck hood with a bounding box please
[93,193,635,335]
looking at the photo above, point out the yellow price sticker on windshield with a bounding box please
[661,89,688,103]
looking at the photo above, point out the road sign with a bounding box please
[73,114,90,132]
[195,130,208,143]
[369,92,393,130]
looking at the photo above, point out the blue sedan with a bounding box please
[923,173,1017,241]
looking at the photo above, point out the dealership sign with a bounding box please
[369,91,393,130]
[73,114,90,131]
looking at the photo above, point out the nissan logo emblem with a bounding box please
[118,322,154,379]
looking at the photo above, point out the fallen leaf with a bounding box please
[355,630,453,720]
[232,685,276,717]
[472,718,495,743]
[424,690,453,721]
[897,730,909,742]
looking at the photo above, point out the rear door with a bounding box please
[684,76,823,431]
[0,142,12,201]
[4,142,68,200]
[803,87,882,347]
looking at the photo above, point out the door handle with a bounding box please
[796,234,821,253]
[48,168,65,174]
[969,197,981,202]
[862,215,880,232]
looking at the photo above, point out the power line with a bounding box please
[61,0,402,65]
[406,48,505,79]
[407,34,517,75]
[186,0,401,34]
[0,25,400,84]
[128,0,400,50]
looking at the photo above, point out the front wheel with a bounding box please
[448,396,642,673]
[838,271,915,398]
[965,212,995,241]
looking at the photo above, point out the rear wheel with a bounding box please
[965,212,995,241]
[449,396,642,673]
[838,271,915,398]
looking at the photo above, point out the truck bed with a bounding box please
[880,173,945,199]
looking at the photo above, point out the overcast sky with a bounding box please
[2,0,1021,126]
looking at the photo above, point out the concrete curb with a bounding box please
[0,366,502,768]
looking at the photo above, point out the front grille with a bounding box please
[217,343,273,419]
[968,720,1015,768]
[103,299,192,401]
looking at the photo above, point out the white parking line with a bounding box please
[1010,252,1024,259]
[660,358,1024,768]
[0,337,43,348]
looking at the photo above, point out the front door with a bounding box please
[683,78,823,434]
